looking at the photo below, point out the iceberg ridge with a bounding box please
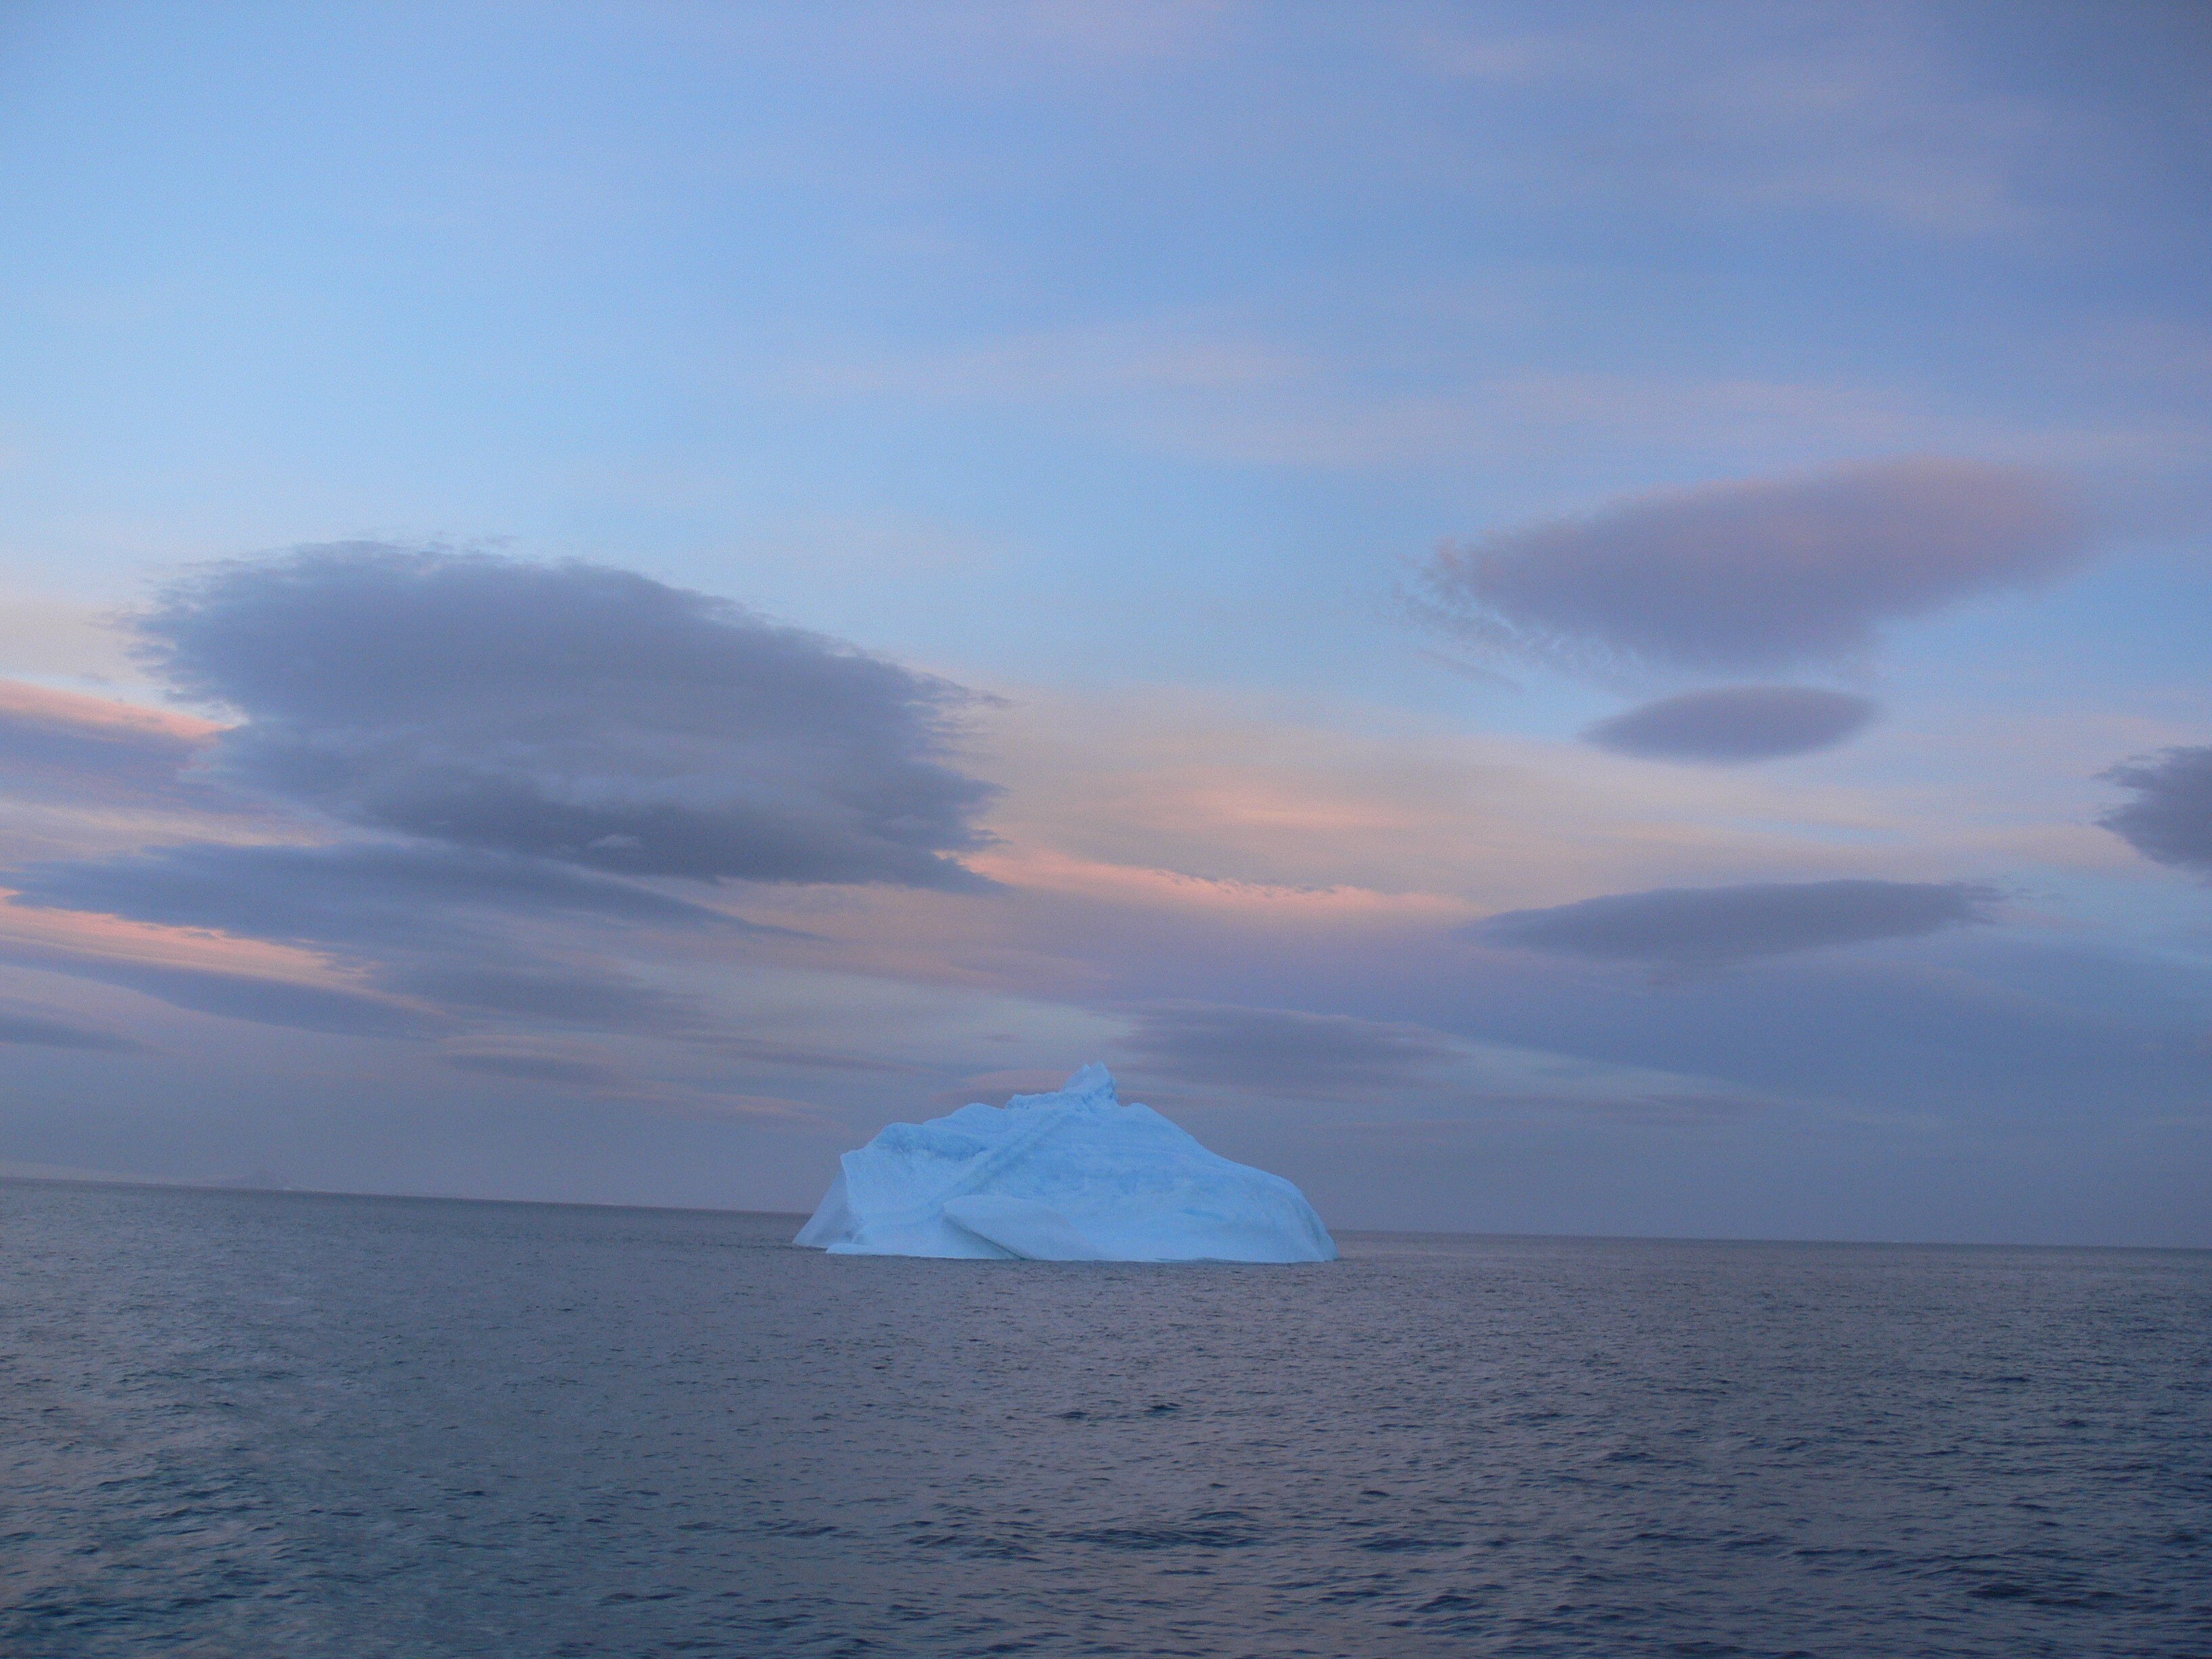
[794,1063,1336,1262]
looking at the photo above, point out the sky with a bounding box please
[1,1,2207,1245]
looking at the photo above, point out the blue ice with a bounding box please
[794,1064,1336,1263]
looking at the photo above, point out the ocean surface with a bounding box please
[2,1179,2205,1658]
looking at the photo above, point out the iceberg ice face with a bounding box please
[794,1063,1337,1263]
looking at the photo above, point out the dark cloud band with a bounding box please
[5,842,766,951]
[0,1006,142,1051]
[1477,878,2002,967]
[0,941,443,1039]
[1584,686,1877,762]
[0,680,226,809]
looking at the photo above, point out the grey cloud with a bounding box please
[0,680,228,809]
[1478,879,2001,967]
[719,1037,924,1074]
[387,964,696,1032]
[87,962,443,1039]
[1416,458,2088,672]
[1584,686,1877,762]
[2,840,796,1041]
[5,548,967,1049]
[1084,885,2210,1117]
[0,1007,142,1051]
[2100,746,2212,876]
[0,943,443,1039]
[5,842,769,952]
[1120,1003,1460,1097]
[136,546,998,889]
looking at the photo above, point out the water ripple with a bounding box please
[2,1181,2206,1657]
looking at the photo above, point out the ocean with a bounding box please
[2,1178,2205,1657]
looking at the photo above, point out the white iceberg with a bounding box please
[794,1064,1336,1263]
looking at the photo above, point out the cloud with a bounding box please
[1603,22,2049,236]
[1583,686,1878,763]
[1478,879,2001,968]
[5,842,762,951]
[4,842,761,1038]
[885,853,2205,1122]
[721,1037,925,1074]
[790,323,1951,474]
[1415,458,2089,673]
[387,964,695,1032]
[0,1006,141,1051]
[0,946,444,1038]
[5,549,999,1050]
[2099,746,2212,876]
[1376,1091,1771,1128]
[1,828,796,1048]
[0,679,223,806]
[1119,1002,1459,1097]
[136,546,998,889]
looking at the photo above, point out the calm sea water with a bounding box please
[2,1179,2205,1658]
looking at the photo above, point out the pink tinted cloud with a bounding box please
[0,680,222,743]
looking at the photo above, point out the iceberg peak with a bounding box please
[794,1064,1336,1263]
[1043,1060,1118,1105]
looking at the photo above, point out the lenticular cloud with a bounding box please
[1479,879,2001,967]
[1584,686,1878,762]
[136,546,998,889]
[1418,458,2088,674]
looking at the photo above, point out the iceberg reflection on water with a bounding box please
[794,1064,1337,1263]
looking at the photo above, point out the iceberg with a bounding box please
[794,1064,1336,1263]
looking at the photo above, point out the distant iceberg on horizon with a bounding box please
[794,1063,1337,1263]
